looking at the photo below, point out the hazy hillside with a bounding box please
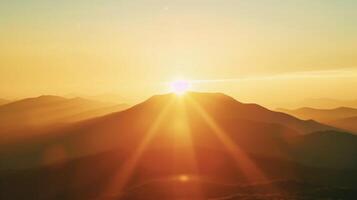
[280,98,357,109]
[86,94,131,104]
[0,98,9,106]
[0,95,128,132]
[329,116,357,133]
[277,107,357,122]
[278,107,357,133]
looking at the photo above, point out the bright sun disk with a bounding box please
[170,80,191,95]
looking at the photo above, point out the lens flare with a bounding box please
[177,174,190,182]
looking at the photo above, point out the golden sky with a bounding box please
[1,0,357,106]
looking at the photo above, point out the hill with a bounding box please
[0,98,9,106]
[277,107,357,122]
[278,107,357,133]
[280,98,357,109]
[0,95,128,132]
[329,116,357,133]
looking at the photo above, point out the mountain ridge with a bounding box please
[278,107,357,122]
[0,98,9,106]
[277,106,357,133]
[0,92,348,170]
[1,92,357,200]
[0,95,129,132]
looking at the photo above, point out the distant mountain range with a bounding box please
[277,107,357,122]
[0,95,129,133]
[328,116,357,134]
[0,92,356,199]
[280,98,357,109]
[278,107,357,133]
[0,98,9,106]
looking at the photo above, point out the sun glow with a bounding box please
[170,80,191,95]
[177,174,190,182]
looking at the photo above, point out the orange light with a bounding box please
[178,174,190,182]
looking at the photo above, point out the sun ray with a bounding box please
[171,98,204,199]
[98,99,175,199]
[186,96,269,183]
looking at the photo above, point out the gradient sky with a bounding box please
[1,0,357,106]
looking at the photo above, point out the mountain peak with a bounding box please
[115,91,335,135]
[148,91,234,99]
[145,92,240,106]
[34,95,68,102]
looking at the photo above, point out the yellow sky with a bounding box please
[1,0,357,106]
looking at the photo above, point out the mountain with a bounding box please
[0,92,342,168]
[191,94,338,134]
[291,131,357,168]
[277,107,357,133]
[0,98,9,106]
[277,107,357,122]
[0,92,356,199]
[280,98,357,109]
[0,95,129,132]
[329,116,357,133]
[307,98,357,109]
[86,94,131,104]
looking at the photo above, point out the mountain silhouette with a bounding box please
[291,131,357,168]
[0,92,347,168]
[329,116,357,133]
[278,107,357,122]
[280,98,357,109]
[0,92,356,199]
[278,107,357,133]
[0,98,9,106]
[0,95,128,133]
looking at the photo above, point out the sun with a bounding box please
[170,79,191,95]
